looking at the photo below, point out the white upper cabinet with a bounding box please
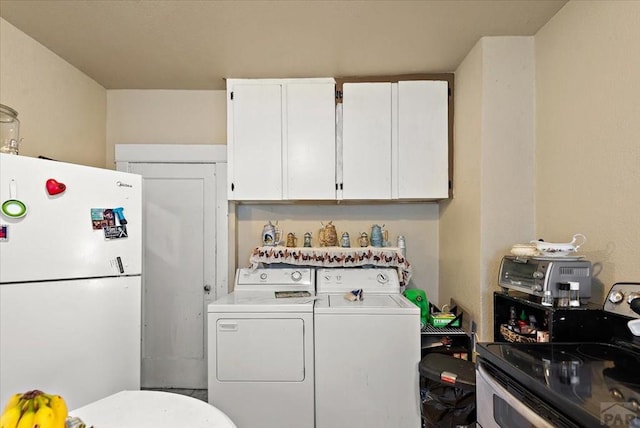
[285,83,336,200]
[341,82,393,200]
[228,83,282,200]
[339,79,450,200]
[227,77,451,202]
[227,78,336,201]
[395,80,449,199]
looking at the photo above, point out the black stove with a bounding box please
[477,283,640,428]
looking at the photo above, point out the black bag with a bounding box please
[419,353,476,428]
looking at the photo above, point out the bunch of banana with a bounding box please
[0,390,67,428]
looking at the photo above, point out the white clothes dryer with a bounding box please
[314,268,421,428]
[208,268,315,428]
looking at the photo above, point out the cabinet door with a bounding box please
[396,80,449,199]
[228,83,282,200]
[285,83,336,200]
[341,82,393,200]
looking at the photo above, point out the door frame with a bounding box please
[114,144,230,299]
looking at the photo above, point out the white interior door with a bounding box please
[129,162,217,388]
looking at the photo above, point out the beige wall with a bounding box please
[106,90,227,168]
[535,1,640,301]
[0,18,106,167]
[443,1,640,339]
[442,37,535,341]
[440,41,483,337]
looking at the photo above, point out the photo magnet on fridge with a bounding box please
[103,225,128,240]
[91,207,128,239]
[104,207,128,240]
[91,208,116,230]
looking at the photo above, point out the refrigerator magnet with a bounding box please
[0,224,7,241]
[91,208,104,229]
[91,208,116,230]
[2,179,28,219]
[45,178,66,196]
[1,199,27,218]
[103,225,128,240]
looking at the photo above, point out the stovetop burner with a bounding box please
[577,343,640,368]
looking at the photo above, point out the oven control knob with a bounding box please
[291,270,302,282]
[609,290,625,304]
[532,271,544,280]
[627,292,640,304]
[628,292,640,315]
[610,388,624,400]
[532,284,543,292]
[260,272,268,280]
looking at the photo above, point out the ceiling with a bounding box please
[0,0,567,90]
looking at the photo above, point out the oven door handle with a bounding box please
[477,364,555,428]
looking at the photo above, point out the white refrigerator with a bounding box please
[0,153,142,410]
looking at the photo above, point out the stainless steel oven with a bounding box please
[477,283,640,428]
[476,363,564,428]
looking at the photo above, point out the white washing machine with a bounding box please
[314,268,421,428]
[208,268,315,428]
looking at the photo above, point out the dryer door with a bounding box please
[216,318,305,381]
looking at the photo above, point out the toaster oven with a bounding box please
[498,255,592,302]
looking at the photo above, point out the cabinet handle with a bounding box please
[231,183,235,191]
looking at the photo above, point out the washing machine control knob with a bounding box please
[377,273,389,284]
[291,270,302,282]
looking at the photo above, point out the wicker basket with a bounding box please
[500,324,537,343]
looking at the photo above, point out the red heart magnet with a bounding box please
[46,178,66,195]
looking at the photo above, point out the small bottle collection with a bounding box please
[504,305,549,342]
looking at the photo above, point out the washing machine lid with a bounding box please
[314,293,419,315]
[208,291,316,313]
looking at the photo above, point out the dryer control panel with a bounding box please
[235,268,315,292]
